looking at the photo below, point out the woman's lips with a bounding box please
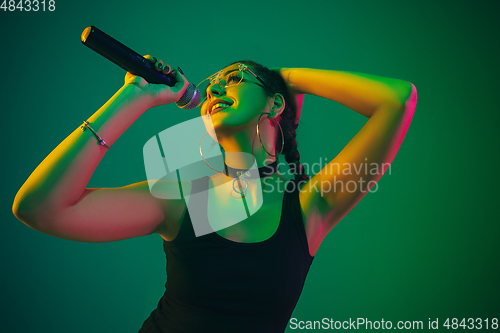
[211,106,228,115]
[208,99,233,116]
[211,104,233,115]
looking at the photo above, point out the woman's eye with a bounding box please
[226,76,241,85]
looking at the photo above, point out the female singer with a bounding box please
[13,56,417,332]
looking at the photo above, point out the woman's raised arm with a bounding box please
[12,57,189,243]
[278,67,417,256]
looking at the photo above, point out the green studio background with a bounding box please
[1,0,498,332]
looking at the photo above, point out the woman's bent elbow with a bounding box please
[12,194,51,230]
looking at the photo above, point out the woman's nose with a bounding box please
[209,81,225,97]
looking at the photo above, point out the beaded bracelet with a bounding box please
[80,120,111,148]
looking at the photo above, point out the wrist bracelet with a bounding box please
[80,120,111,148]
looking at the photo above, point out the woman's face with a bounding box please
[200,63,271,130]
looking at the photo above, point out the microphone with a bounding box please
[81,26,200,109]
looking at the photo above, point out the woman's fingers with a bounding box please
[156,59,164,71]
[144,55,156,64]
[162,64,172,75]
[144,55,165,72]
[124,55,189,106]
[140,55,179,83]
[171,67,188,93]
[136,55,175,75]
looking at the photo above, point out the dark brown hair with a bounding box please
[229,60,309,182]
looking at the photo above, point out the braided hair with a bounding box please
[229,60,309,182]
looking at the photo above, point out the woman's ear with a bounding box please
[269,93,285,118]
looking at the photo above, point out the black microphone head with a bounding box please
[176,83,201,110]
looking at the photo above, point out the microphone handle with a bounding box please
[81,26,176,86]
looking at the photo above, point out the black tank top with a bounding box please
[138,176,314,333]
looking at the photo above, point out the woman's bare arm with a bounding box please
[278,68,416,255]
[13,58,189,242]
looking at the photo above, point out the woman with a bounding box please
[12,56,417,332]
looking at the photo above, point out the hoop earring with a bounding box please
[199,134,224,173]
[256,112,284,158]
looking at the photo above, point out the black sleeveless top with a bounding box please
[138,177,314,333]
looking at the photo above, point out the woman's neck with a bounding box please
[222,151,276,170]
[217,128,278,169]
